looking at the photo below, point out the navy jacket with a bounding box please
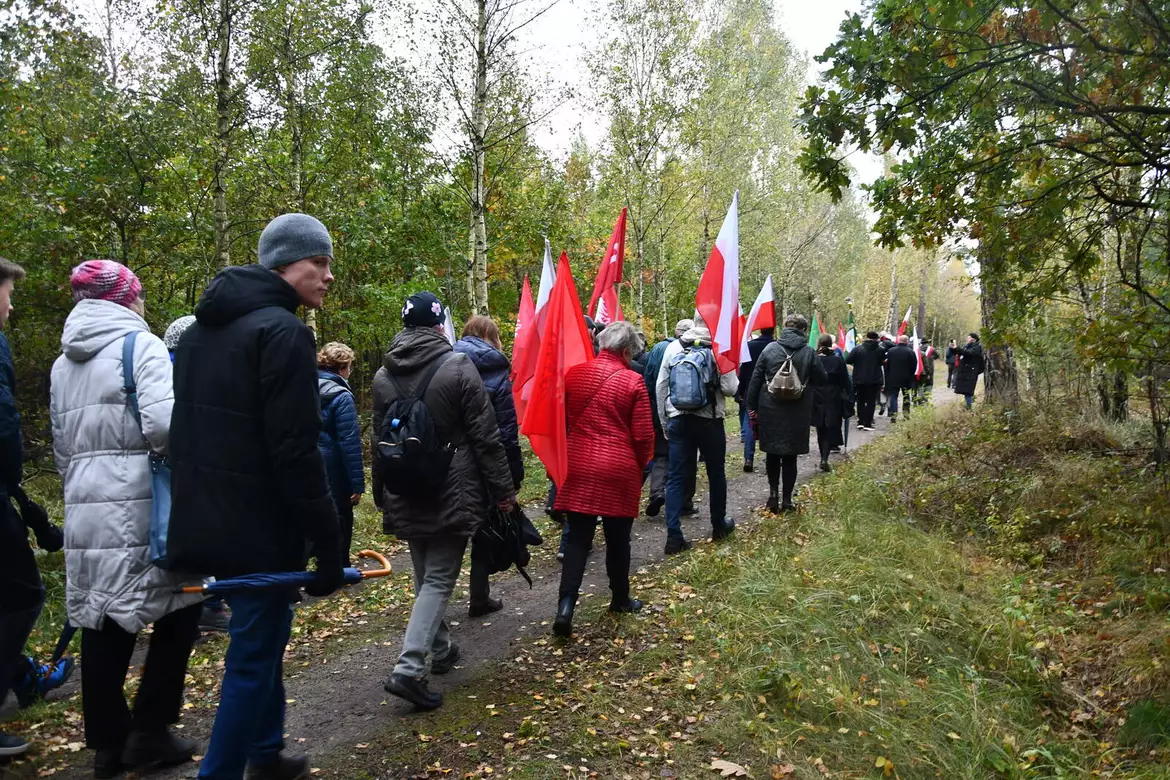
[737,332,775,401]
[318,371,365,500]
[453,335,523,489]
[0,332,22,501]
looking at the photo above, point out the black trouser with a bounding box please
[765,454,799,503]
[946,365,955,387]
[855,383,880,426]
[558,513,633,606]
[469,539,491,605]
[81,602,201,751]
[0,509,44,712]
[815,426,835,463]
[335,496,354,568]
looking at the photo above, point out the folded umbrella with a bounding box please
[176,549,392,596]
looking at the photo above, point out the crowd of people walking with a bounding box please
[0,212,985,779]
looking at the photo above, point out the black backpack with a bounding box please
[374,355,454,498]
[474,504,543,586]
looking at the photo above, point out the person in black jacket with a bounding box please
[883,335,919,421]
[169,213,343,780]
[454,315,523,617]
[736,327,774,472]
[845,331,884,430]
[317,342,364,568]
[953,333,985,409]
[812,335,850,472]
[944,339,959,388]
[0,258,66,759]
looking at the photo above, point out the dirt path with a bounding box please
[43,393,942,779]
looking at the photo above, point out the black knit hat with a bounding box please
[402,291,445,327]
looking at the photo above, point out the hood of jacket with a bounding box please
[453,335,509,373]
[60,299,149,363]
[679,326,713,348]
[777,327,808,352]
[384,326,453,374]
[195,265,301,327]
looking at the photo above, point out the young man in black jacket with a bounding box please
[0,258,64,758]
[845,331,885,430]
[169,214,342,780]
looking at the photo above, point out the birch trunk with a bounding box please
[213,0,232,267]
[467,0,490,315]
[886,253,898,333]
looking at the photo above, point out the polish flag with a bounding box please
[912,326,925,379]
[513,240,556,424]
[695,192,740,374]
[837,323,847,353]
[738,274,775,364]
[521,252,595,488]
[588,208,626,325]
[897,306,913,338]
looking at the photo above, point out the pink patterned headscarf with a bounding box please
[70,260,142,308]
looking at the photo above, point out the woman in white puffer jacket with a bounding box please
[50,260,205,779]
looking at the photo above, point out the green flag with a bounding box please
[809,312,821,348]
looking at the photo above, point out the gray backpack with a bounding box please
[767,346,804,401]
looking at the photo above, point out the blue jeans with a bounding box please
[738,403,755,464]
[965,394,974,410]
[197,591,294,779]
[665,416,727,539]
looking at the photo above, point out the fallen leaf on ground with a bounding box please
[710,758,748,777]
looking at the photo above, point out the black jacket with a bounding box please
[453,335,523,490]
[845,339,885,385]
[953,342,985,395]
[884,343,919,389]
[737,332,774,401]
[812,351,850,430]
[168,265,340,578]
[746,328,827,456]
[0,333,22,504]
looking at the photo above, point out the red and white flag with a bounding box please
[912,326,925,379]
[696,192,740,374]
[897,306,913,338]
[588,208,626,325]
[521,252,595,488]
[837,323,846,352]
[738,274,775,364]
[513,240,556,424]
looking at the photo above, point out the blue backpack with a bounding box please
[122,331,174,569]
[667,346,717,411]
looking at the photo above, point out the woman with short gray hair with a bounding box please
[550,320,655,637]
[784,313,808,332]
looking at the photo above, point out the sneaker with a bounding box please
[645,495,665,517]
[712,517,736,542]
[122,729,196,771]
[199,604,231,633]
[468,598,503,618]
[0,733,30,758]
[664,537,692,555]
[245,753,311,780]
[431,644,460,675]
[609,598,643,614]
[384,673,443,710]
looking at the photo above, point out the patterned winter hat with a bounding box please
[163,315,197,351]
[70,260,142,308]
[401,291,445,328]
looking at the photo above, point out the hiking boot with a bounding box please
[94,748,126,779]
[712,518,736,542]
[645,495,665,517]
[199,604,231,633]
[431,644,460,675]
[384,673,443,710]
[609,598,643,614]
[121,729,196,771]
[245,753,311,780]
[765,490,780,514]
[553,596,575,637]
[469,598,503,618]
[664,536,692,555]
[0,733,29,758]
[820,460,832,473]
[780,499,797,513]
[743,461,754,473]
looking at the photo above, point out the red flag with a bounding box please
[510,275,535,386]
[695,193,740,374]
[588,208,627,325]
[513,241,556,424]
[897,306,913,338]
[521,252,595,488]
[912,326,925,379]
[838,323,846,351]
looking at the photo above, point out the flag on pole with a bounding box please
[808,311,822,348]
[845,310,857,353]
[897,306,913,338]
[695,192,740,374]
[738,274,775,364]
[513,240,556,424]
[588,208,627,325]
[837,323,846,353]
[911,325,925,379]
[442,307,456,345]
[510,276,535,382]
[521,252,595,488]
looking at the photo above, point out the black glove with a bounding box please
[34,521,64,553]
[304,548,346,598]
[13,489,63,553]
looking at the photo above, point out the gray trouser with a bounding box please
[649,455,668,500]
[394,536,468,679]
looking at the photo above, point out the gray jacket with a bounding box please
[654,326,739,428]
[50,300,203,633]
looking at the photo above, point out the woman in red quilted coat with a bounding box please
[553,321,655,637]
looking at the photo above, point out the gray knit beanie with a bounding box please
[257,213,333,270]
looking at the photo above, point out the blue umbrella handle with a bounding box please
[178,549,392,594]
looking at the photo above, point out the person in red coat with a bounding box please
[553,321,655,637]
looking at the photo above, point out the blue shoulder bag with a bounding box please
[122,331,174,569]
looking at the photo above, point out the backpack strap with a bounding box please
[122,331,142,427]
